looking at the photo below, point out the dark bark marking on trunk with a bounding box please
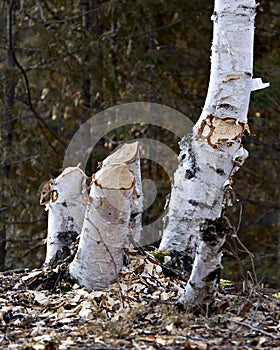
[185,170,194,179]
[179,135,199,180]
[57,230,79,245]
[189,281,195,288]
[218,103,237,113]
[200,217,234,244]
[188,199,199,207]
[204,267,221,282]
[216,168,226,175]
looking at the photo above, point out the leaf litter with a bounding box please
[1,248,280,349]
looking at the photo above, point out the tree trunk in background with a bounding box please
[81,0,100,123]
[278,216,280,288]
[69,142,141,290]
[80,0,101,173]
[277,168,280,288]
[0,229,6,270]
[1,1,17,270]
[160,0,269,307]
[40,167,88,266]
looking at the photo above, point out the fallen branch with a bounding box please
[218,315,278,339]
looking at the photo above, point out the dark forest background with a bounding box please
[0,0,279,287]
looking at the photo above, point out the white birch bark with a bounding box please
[159,0,269,305]
[69,142,140,290]
[177,217,233,308]
[40,166,88,266]
[127,153,143,244]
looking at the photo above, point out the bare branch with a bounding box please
[8,0,67,153]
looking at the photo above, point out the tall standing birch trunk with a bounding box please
[159,0,269,306]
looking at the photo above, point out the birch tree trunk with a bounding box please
[40,166,88,266]
[160,0,269,306]
[69,142,141,290]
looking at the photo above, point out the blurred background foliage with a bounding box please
[0,1,279,287]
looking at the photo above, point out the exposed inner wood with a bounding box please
[197,115,244,148]
[103,142,139,166]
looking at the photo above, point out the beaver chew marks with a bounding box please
[198,115,244,148]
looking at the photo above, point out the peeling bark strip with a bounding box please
[41,166,88,266]
[160,0,269,305]
[69,142,141,290]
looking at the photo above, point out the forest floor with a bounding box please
[1,249,280,350]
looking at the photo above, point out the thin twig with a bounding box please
[9,218,46,225]
[235,204,243,234]
[0,268,31,276]
[218,315,278,339]
[230,205,260,291]
[250,298,261,325]
[234,234,260,291]
[36,0,46,22]
[20,241,46,257]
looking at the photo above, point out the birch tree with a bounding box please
[40,167,88,266]
[160,0,269,307]
[69,142,141,290]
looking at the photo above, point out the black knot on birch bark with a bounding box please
[188,199,199,207]
[200,216,234,245]
[215,216,235,237]
[185,169,194,179]
[204,267,221,282]
[179,153,186,162]
[216,168,225,175]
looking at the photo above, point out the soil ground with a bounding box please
[1,250,280,349]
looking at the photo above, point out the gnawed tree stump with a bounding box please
[40,166,88,266]
[69,142,142,290]
[101,142,143,244]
